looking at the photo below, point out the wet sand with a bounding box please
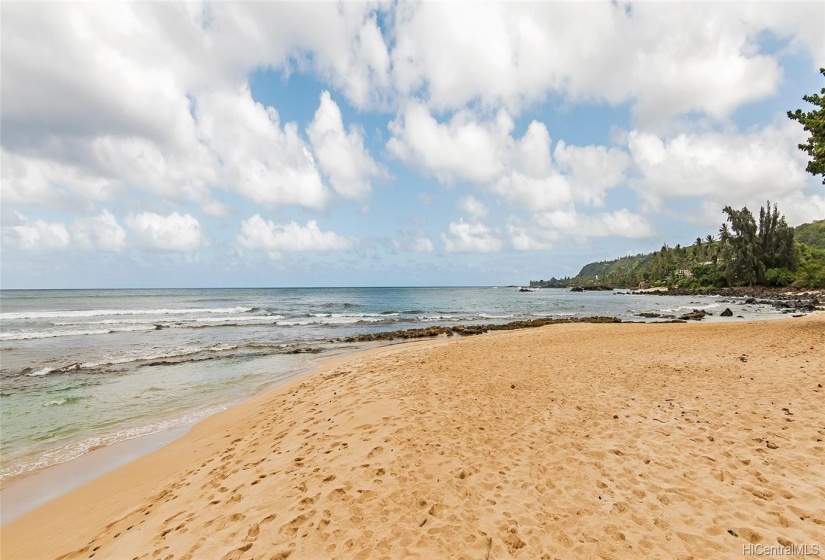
[2,315,824,559]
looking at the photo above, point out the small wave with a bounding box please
[417,315,463,322]
[193,315,285,323]
[22,343,245,377]
[0,404,231,481]
[42,396,87,407]
[478,313,515,319]
[319,302,361,309]
[1,306,254,321]
[381,309,423,315]
[1,325,154,341]
[661,303,721,313]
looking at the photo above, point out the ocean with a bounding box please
[0,286,786,483]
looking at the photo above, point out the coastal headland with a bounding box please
[2,315,824,559]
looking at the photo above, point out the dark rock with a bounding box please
[720,308,733,317]
[678,309,706,321]
[570,286,584,292]
[638,312,661,318]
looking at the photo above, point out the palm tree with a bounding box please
[719,223,730,243]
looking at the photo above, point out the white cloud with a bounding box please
[628,121,812,212]
[387,103,510,184]
[390,2,821,121]
[457,196,489,220]
[0,3,394,218]
[441,220,503,253]
[196,88,329,210]
[410,236,435,253]
[2,213,71,252]
[535,209,655,239]
[127,211,202,252]
[0,149,117,210]
[237,215,354,259]
[388,106,633,216]
[491,172,573,212]
[307,91,383,200]
[554,141,630,207]
[72,210,126,252]
[507,217,557,251]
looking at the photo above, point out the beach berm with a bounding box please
[2,315,824,559]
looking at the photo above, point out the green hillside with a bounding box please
[544,211,825,289]
[795,219,825,250]
[575,253,653,282]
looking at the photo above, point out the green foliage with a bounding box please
[722,205,764,286]
[719,202,798,286]
[558,203,817,289]
[758,201,799,270]
[765,268,795,287]
[795,219,825,250]
[529,276,572,288]
[792,245,825,288]
[787,68,825,184]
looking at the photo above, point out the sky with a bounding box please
[1,1,824,289]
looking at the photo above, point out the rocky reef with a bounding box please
[334,316,622,343]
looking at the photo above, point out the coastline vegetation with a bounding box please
[546,211,825,290]
[530,213,824,290]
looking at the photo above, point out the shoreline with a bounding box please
[0,307,799,505]
[0,341,392,524]
[3,316,824,558]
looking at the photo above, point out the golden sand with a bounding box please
[2,316,824,559]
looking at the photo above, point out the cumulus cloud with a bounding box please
[196,88,329,209]
[0,3,394,219]
[236,215,354,259]
[307,91,383,200]
[536,209,655,239]
[390,2,821,121]
[0,149,117,210]
[506,217,557,251]
[387,104,510,184]
[627,121,813,216]
[388,106,631,216]
[410,236,435,253]
[441,220,503,253]
[457,196,489,220]
[72,210,126,252]
[554,142,631,207]
[127,212,202,252]
[1,213,71,252]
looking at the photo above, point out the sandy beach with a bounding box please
[2,316,824,559]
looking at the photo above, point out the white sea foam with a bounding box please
[661,303,722,313]
[1,306,254,321]
[24,343,244,376]
[478,313,515,319]
[0,404,231,481]
[1,325,153,341]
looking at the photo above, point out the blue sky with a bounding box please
[1,1,823,288]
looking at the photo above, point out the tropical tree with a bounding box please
[758,200,798,270]
[722,206,764,286]
[787,68,825,184]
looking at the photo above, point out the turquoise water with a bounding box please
[0,287,785,481]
